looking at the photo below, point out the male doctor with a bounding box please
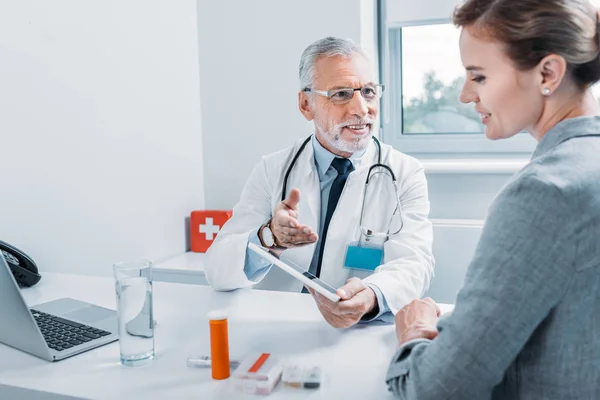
[205,37,434,328]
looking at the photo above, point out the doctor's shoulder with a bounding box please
[380,142,426,180]
[260,143,295,166]
[259,137,311,176]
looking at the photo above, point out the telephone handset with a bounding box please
[0,240,42,287]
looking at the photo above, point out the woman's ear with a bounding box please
[298,91,314,121]
[537,54,567,96]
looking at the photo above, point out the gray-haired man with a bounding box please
[205,37,434,328]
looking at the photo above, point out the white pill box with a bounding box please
[282,365,322,389]
[231,353,283,395]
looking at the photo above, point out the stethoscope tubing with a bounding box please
[280,134,403,237]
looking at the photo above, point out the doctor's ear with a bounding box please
[298,91,315,121]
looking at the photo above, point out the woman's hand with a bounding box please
[395,297,441,345]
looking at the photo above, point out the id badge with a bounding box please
[343,243,383,272]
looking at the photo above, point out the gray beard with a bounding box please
[316,122,374,154]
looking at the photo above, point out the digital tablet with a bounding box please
[247,243,341,302]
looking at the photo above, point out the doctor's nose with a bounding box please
[346,91,370,118]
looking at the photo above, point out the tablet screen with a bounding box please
[247,243,340,301]
[277,255,338,295]
[301,271,338,295]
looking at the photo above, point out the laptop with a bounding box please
[0,254,118,361]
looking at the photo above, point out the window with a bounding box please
[400,24,482,135]
[379,0,535,155]
[391,24,600,136]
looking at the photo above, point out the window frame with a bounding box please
[377,9,536,156]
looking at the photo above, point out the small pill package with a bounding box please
[282,365,322,390]
[231,353,283,395]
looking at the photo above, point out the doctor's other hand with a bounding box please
[272,188,318,248]
[395,298,440,345]
[309,278,377,328]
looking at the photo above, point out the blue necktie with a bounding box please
[315,157,354,278]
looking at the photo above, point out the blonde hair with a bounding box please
[453,0,600,88]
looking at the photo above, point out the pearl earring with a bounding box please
[542,88,551,96]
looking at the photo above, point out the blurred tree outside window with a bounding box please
[397,23,600,135]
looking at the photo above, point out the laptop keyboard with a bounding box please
[30,309,111,352]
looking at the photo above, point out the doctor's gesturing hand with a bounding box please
[270,188,318,248]
[308,277,377,328]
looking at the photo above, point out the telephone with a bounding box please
[0,240,42,287]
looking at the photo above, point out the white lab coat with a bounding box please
[204,136,434,314]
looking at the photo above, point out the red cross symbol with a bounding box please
[190,210,233,253]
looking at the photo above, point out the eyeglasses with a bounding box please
[303,84,385,105]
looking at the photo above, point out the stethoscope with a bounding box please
[281,135,403,244]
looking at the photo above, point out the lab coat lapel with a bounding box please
[285,138,320,240]
[277,138,321,282]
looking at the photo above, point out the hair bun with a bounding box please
[452,0,600,88]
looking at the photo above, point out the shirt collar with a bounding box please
[532,115,600,159]
[311,134,368,179]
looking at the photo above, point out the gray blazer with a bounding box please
[386,116,600,399]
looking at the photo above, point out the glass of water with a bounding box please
[113,260,155,367]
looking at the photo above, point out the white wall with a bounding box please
[0,0,204,276]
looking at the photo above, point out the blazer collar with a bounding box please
[532,116,600,159]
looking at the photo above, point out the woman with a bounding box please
[386,0,600,399]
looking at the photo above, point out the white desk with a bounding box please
[0,273,452,399]
[152,252,207,285]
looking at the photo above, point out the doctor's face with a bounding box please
[299,54,379,157]
[458,26,543,140]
